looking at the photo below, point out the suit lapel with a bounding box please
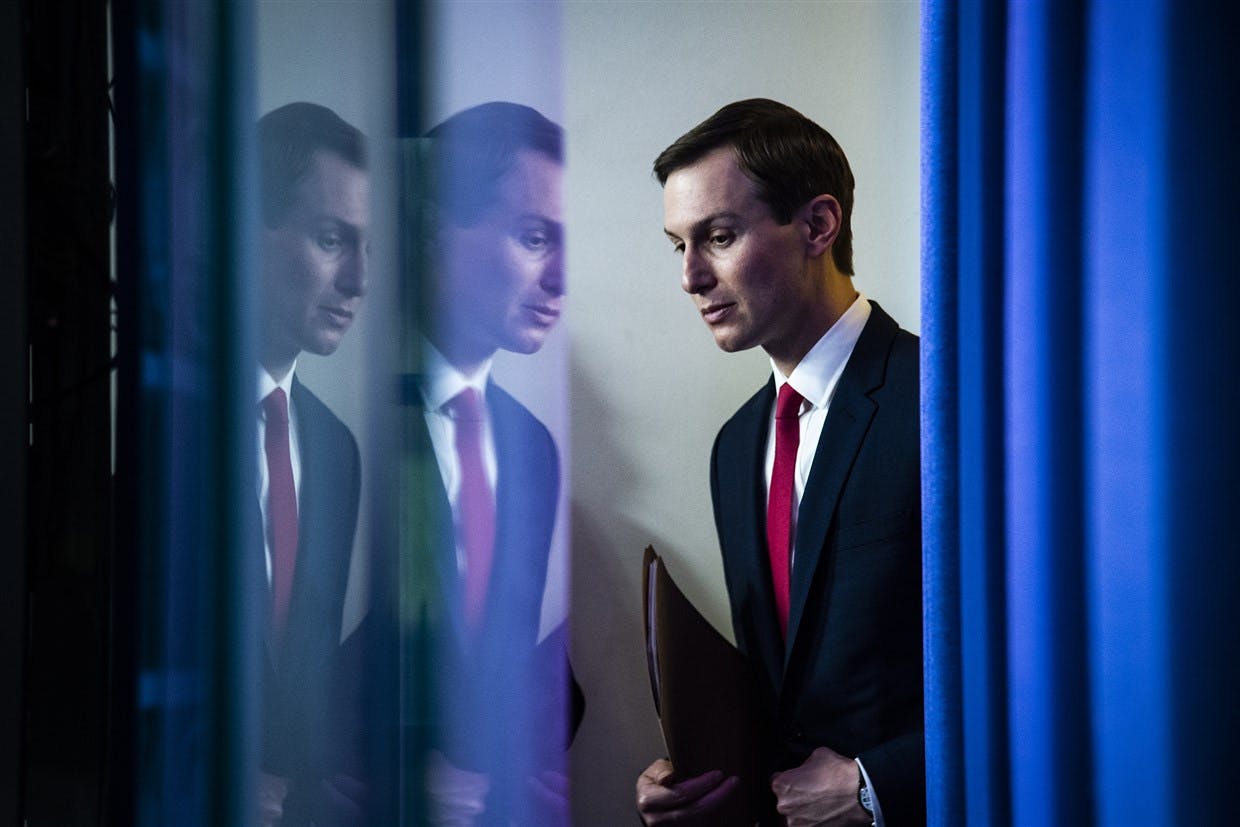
[261,381,321,673]
[479,380,543,649]
[784,305,898,667]
[482,381,513,640]
[283,378,330,670]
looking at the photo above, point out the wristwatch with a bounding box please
[857,773,876,826]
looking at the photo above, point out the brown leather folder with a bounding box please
[642,546,764,826]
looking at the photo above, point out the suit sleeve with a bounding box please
[859,729,926,826]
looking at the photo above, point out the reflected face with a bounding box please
[435,150,565,364]
[261,150,370,369]
[663,147,817,361]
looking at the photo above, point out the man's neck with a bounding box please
[768,275,859,378]
[261,359,295,386]
[423,330,495,379]
[260,338,299,386]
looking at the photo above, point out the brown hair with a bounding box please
[654,98,855,274]
[259,102,367,229]
[425,102,564,227]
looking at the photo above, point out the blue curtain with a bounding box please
[922,2,1240,824]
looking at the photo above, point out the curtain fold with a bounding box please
[919,4,961,825]
[1083,2,1171,824]
[1002,3,1092,824]
[922,1,1240,824]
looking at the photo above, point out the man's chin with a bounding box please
[304,335,344,357]
[504,330,550,355]
[710,334,752,354]
[705,321,752,354]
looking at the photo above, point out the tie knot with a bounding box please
[775,383,804,420]
[263,388,289,425]
[444,387,484,422]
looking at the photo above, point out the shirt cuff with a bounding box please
[854,757,885,827]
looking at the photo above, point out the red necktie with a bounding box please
[445,388,495,633]
[767,383,803,640]
[263,388,298,646]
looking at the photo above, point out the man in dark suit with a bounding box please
[254,102,369,826]
[636,99,923,826]
[399,102,573,826]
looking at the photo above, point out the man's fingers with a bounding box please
[665,770,730,806]
[639,758,676,787]
[680,773,740,814]
[637,767,732,813]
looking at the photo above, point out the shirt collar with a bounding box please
[771,292,871,410]
[258,360,298,408]
[419,337,493,412]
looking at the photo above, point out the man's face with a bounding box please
[261,149,370,365]
[436,149,565,361]
[663,147,819,361]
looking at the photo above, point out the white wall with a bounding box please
[563,2,920,823]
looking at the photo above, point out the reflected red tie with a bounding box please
[263,388,298,646]
[445,388,495,633]
[767,383,803,640]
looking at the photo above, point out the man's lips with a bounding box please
[320,306,355,327]
[700,301,735,324]
[523,303,562,326]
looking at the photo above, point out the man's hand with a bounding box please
[257,772,290,827]
[635,758,739,825]
[770,746,871,827]
[425,749,490,827]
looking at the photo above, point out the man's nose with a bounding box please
[337,246,368,299]
[539,248,565,297]
[681,245,714,294]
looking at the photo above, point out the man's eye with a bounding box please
[671,242,685,255]
[317,233,343,252]
[710,231,734,247]
[520,231,549,251]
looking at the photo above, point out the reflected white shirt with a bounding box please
[418,340,499,574]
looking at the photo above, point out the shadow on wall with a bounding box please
[569,359,653,823]
[568,356,732,824]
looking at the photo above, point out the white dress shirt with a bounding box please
[257,363,302,586]
[417,340,499,575]
[762,292,871,550]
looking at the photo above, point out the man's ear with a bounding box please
[801,194,842,259]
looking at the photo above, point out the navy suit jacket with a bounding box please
[399,376,563,820]
[710,303,925,825]
[258,376,361,824]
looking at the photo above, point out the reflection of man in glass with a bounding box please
[255,101,369,826]
[403,101,570,826]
